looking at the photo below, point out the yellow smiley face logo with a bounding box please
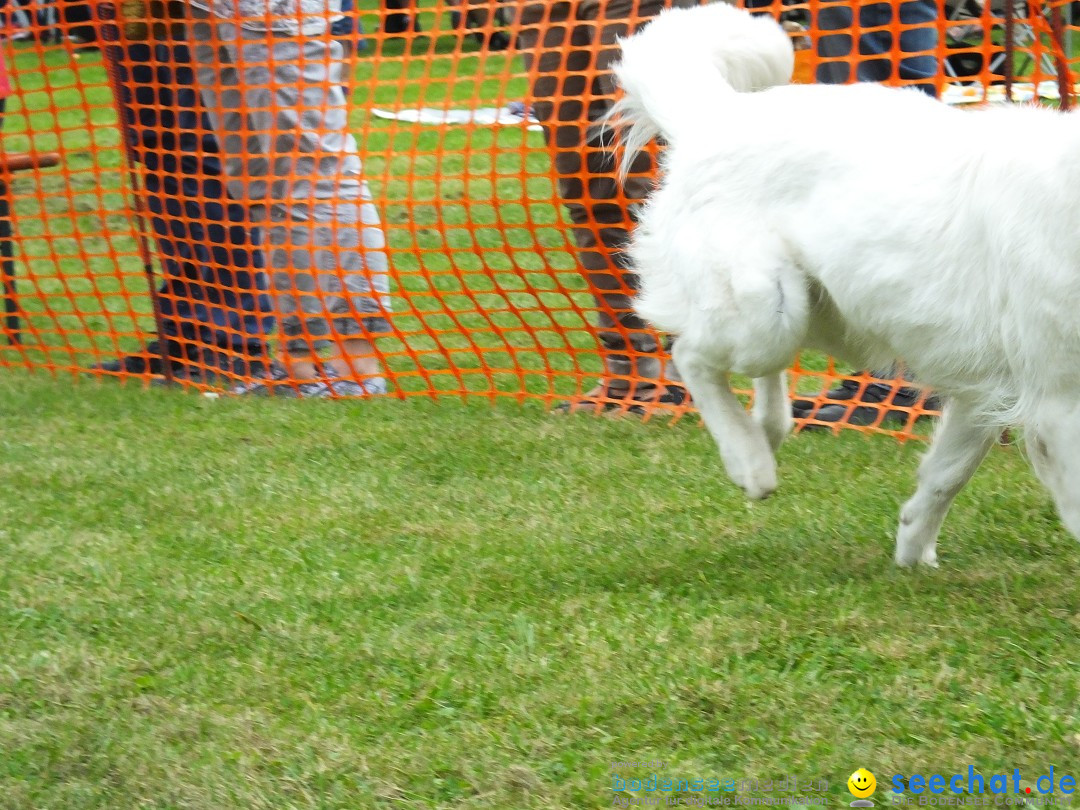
[847,769,877,799]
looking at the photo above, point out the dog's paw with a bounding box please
[731,461,777,500]
[894,540,938,568]
[744,483,777,500]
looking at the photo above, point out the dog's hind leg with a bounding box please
[674,342,778,500]
[895,399,998,567]
[1025,403,1080,541]
[753,372,792,452]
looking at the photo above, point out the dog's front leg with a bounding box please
[895,399,997,566]
[674,343,778,500]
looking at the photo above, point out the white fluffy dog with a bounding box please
[611,2,1080,565]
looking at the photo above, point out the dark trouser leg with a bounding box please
[0,97,14,345]
[123,42,274,374]
[515,0,697,393]
[0,176,13,344]
[816,0,938,95]
[383,0,416,33]
[62,0,97,43]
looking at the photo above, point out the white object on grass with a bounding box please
[370,104,542,131]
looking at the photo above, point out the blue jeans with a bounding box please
[817,0,939,94]
[116,42,274,372]
[331,0,367,52]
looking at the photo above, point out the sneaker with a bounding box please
[229,362,296,397]
[231,361,287,396]
[554,381,688,416]
[231,362,349,398]
[318,368,388,397]
[362,376,388,396]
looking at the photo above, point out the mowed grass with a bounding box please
[2,7,1080,807]
[2,372,1080,809]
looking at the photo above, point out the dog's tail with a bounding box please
[609,3,794,177]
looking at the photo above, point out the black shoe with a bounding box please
[93,341,267,380]
[626,384,688,416]
[792,377,875,412]
[92,341,184,375]
[148,365,222,388]
[94,353,161,375]
[554,382,688,416]
[794,395,941,428]
[148,352,272,388]
[793,376,938,413]
[796,403,884,427]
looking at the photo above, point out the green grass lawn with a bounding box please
[2,10,1080,807]
[2,373,1079,809]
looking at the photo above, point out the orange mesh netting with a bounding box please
[0,0,1074,436]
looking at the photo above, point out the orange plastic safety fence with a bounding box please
[0,0,1073,438]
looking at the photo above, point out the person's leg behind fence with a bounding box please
[851,1,938,93]
[515,0,700,414]
[816,0,856,83]
[804,0,941,425]
[188,7,392,397]
[93,39,274,380]
[383,0,417,34]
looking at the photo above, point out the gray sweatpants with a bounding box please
[188,6,391,352]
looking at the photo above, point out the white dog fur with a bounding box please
[611,2,1080,565]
